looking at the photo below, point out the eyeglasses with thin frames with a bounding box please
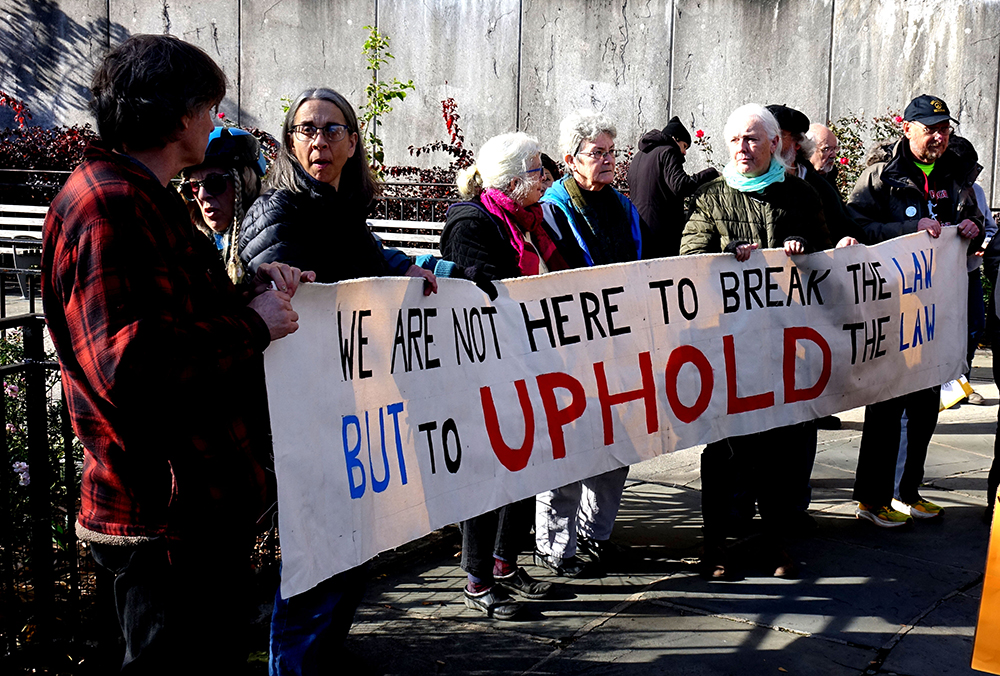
[576,148,618,161]
[291,123,350,143]
[913,123,954,138]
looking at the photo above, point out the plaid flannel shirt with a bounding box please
[42,142,273,541]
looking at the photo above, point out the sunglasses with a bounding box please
[181,173,232,199]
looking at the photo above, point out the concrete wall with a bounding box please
[2,0,999,200]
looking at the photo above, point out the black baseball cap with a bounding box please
[904,94,958,126]
[766,104,810,135]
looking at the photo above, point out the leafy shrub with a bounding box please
[828,110,902,200]
[359,25,415,177]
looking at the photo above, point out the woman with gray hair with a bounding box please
[680,103,830,582]
[441,131,567,619]
[532,110,642,578]
[238,86,434,675]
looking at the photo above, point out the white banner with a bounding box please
[265,231,968,598]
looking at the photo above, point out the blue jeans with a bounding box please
[269,564,368,676]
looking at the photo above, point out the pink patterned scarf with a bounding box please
[479,188,566,276]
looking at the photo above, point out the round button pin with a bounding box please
[905,206,917,217]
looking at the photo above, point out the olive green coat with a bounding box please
[679,174,832,255]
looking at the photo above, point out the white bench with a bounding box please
[0,204,45,256]
[0,207,448,261]
[369,218,443,258]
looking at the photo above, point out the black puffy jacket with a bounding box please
[627,129,719,258]
[238,163,388,283]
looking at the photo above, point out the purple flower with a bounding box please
[12,461,29,486]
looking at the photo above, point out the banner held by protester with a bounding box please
[264,230,967,598]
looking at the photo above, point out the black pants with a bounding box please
[701,424,814,548]
[91,534,252,675]
[852,386,940,507]
[460,498,533,581]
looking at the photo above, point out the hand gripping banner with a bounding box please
[265,231,967,597]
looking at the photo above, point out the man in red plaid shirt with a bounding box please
[41,35,313,673]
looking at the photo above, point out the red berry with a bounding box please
[839,157,849,165]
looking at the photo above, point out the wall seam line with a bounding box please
[668,0,675,119]
[237,0,242,126]
[516,0,523,131]
[825,0,835,124]
[991,30,1000,206]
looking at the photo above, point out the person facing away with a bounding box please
[627,115,719,258]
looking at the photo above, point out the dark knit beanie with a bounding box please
[662,116,692,145]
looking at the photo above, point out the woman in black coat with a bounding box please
[441,131,569,621]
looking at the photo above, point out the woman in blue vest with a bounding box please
[535,109,642,577]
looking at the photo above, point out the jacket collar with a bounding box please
[879,135,981,190]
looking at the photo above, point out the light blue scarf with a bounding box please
[722,157,786,193]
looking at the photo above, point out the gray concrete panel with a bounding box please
[519,0,673,158]
[831,0,1000,201]
[671,0,835,174]
[240,0,374,137]
[377,0,520,169]
[109,1,243,123]
[0,0,113,128]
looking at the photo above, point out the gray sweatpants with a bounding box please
[535,467,629,560]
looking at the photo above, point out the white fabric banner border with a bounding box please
[264,231,968,597]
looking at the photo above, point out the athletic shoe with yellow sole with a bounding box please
[856,503,912,528]
[891,498,944,519]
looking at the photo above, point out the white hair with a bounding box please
[559,109,617,161]
[724,103,789,170]
[456,132,541,201]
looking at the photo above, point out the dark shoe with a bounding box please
[700,546,740,581]
[578,536,630,568]
[496,567,552,599]
[532,551,588,578]
[464,585,522,620]
[815,415,841,430]
[771,550,800,579]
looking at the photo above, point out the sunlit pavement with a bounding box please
[346,352,998,675]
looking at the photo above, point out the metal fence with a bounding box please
[0,249,98,669]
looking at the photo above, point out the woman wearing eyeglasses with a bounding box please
[532,110,642,579]
[239,88,436,290]
[237,87,434,676]
[440,131,569,620]
[179,127,267,284]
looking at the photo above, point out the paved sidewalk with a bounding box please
[344,356,999,676]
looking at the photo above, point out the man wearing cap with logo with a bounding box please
[628,115,719,258]
[847,94,983,528]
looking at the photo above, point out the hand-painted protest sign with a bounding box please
[264,231,967,598]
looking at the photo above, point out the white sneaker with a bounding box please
[891,498,944,519]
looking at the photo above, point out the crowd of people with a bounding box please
[40,34,999,675]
